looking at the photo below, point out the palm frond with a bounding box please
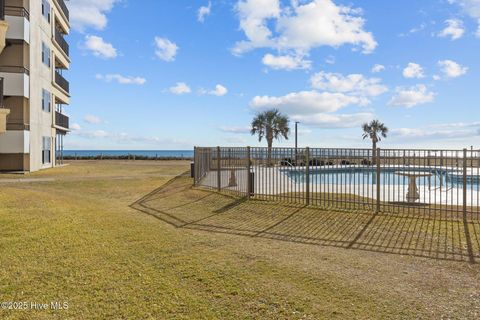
[362,120,388,142]
[251,109,290,146]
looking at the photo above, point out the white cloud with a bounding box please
[70,129,190,148]
[67,0,119,32]
[233,0,377,60]
[210,84,228,96]
[83,115,103,124]
[310,72,388,97]
[325,55,336,65]
[234,0,280,53]
[198,2,212,23]
[169,82,191,95]
[262,53,311,70]
[199,84,228,96]
[220,126,250,134]
[371,64,385,73]
[71,129,109,139]
[403,63,425,79]
[430,121,480,129]
[96,74,146,85]
[448,1,480,38]
[388,85,435,108]
[154,37,178,62]
[250,90,374,129]
[90,130,109,138]
[438,60,468,78]
[225,136,248,144]
[291,113,374,128]
[250,72,381,128]
[251,90,369,115]
[392,128,470,139]
[70,123,82,131]
[392,121,480,140]
[398,23,427,37]
[84,35,117,59]
[448,0,480,19]
[438,19,465,40]
[409,23,427,34]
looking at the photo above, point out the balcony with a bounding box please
[54,70,69,94]
[0,78,8,134]
[55,111,69,130]
[5,5,29,20]
[55,0,69,21]
[0,0,8,54]
[4,96,29,130]
[0,68,29,98]
[54,29,68,56]
[0,39,30,98]
[0,77,3,105]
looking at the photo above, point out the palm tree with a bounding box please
[251,109,290,166]
[362,120,388,165]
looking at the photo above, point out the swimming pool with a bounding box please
[283,166,480,190]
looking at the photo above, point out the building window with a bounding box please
[42,89,51,112]
[42,137,51,164]
[42,42,51,67]
[42,0,51,23]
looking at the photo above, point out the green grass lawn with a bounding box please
[0,160,479,319]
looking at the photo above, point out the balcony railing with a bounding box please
[0,77,3,107]
[5,6,29,20]
[56,0,69,21]
[55,111,69,129]
[54,29,69,56]
[54,70,69,94]
[0,66,30,75]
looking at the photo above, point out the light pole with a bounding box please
[295,121,299,166]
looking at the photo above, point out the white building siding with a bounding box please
[5,16,30,43]
[0,131,29,154]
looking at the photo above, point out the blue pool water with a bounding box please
[284,167,479,190]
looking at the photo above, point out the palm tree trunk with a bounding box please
[267,139,273,167]
[372,140,377,166]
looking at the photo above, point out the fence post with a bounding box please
[376,148,381,213]
[463,148,467,217]
[217,146,221,192]
[247,146,252,198]
[306,147,310,206]
[192,147,197,183]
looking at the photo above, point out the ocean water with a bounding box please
[63,150,193,158]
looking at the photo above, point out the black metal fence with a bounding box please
[55,111,69,129]
[56,0,69,20]
[55,29,69,56]
[55,70,69,93]
[194,147,480,222]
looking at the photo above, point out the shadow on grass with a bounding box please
[130,175,479,263]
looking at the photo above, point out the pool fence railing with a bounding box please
[193,146,479,221]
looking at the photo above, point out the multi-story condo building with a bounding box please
[0,0,70,172]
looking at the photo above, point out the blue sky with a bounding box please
[65,0,480,150]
